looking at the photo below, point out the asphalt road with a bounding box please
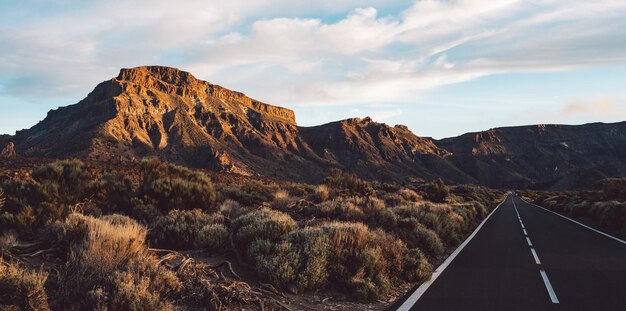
[397,194,626,311]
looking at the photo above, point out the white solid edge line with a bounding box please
[540,269,560,303]
[396,196,509,311]
[526,237,533,246]
[530,248,541,264]
[519,197,626,246]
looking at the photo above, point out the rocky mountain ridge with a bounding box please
[4,66,626,189]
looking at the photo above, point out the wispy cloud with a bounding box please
[1,0,626,118]
[557,98,626,119]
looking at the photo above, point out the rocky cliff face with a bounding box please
[12,66,463,182]
[9,66,626,188]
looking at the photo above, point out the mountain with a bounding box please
[5,66,626,189]
[10,66,471,183]
[437,122,626,189]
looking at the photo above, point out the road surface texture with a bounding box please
[397,194,626,311]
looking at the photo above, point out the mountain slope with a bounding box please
[436,122,626,189]
[11,66,469,183]
[6,66,626,188]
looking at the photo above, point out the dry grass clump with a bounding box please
[57,213,181,310]
[311,197,366,221]
[140,159,218,212]
[324,169,373,196]
[271,189,293,210]
[312,184,330,203]
[247,221,431,300]
[398,188,421,202]
[150,209,228,251]
[0,188,4,210]
[419,178,449,203]
[0,259,49,311]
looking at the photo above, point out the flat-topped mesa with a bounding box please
[115,66,296,124]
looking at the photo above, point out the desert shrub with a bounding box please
[248,240,301,288]
[140,159,217,212]
[284,183,313,198]
[150,209,227,251]
[32,159,90,205]
[196,223,229,251]
[0,260,49,311]
[361,196,396,228]
[399,188,421,202]
[310,197,365,221]
[395,202,464,245]
[593,178,626,201]
[218,181,277,207]
[57,213,181,310]
[232,209,297,256]
[90,172,135,214]
[217,180,278,207]
[248,222,408,300]
[379,182,401,193]
[312,184,330,203]
[271,189,292,209]
[324,169,373,196]
[402,248,433,283]
[129,198,161,225]
[396,220,444,258]
[218,199,248,220]
[0,180,61,231]
[383,192,403,207]
[413,225,445,258]
[421,178,449,203]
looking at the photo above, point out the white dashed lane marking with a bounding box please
[512,196,559,304]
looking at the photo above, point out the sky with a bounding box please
[1,0,626,139]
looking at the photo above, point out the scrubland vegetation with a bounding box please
[0,159,503,310]
[522,178,626,238]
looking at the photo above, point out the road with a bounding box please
[396,194,626,311]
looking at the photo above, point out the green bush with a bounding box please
[247,221,409,300]
[232,209,297,255]
[402,248,433,283]
[248,240,301,288]
[0,260,49,311]
[140,159,218,212]
[32,159,90,205]
[90,172,135,214]
[150,209,227,251]
[0,180,62,231]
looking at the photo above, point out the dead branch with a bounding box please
[24,249,58,258]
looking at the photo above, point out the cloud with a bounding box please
[557,98,626,119]
[1,0,626,111]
